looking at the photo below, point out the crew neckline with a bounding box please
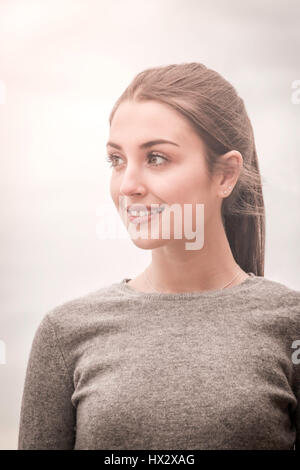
[115,272,263,300]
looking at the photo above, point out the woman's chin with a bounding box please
[130,236,168,250]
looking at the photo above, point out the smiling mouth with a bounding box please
[127,206,166,224]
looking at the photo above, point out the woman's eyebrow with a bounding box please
[106,139,180,150]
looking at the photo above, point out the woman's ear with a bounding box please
[214,150,243,198]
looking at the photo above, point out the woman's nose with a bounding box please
[119,166,146,197]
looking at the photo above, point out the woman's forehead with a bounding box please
[110,102,204,151]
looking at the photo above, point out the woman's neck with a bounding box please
[128,230,248,294]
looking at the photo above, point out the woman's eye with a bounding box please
[105,152,168,168]
[147,153,168,166]
[106,155,122,167]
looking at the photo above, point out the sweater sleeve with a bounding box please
[18,313,76,449]
[294,349,300,450]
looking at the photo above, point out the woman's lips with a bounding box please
[127,207,165,225]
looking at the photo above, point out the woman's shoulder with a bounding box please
[29,281,128,356]
[254,275,300,301]
[41,280,127,329]
[248,275,300,323]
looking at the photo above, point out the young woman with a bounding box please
[18,62,300,450]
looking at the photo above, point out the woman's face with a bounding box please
[107,99,221,250]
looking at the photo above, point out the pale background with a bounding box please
[0,0,299,449]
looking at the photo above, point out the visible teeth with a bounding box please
[130,210,148,216]
[128,206,165,217]
[150,207,164,214]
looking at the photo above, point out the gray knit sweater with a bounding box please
[18,273,300,450]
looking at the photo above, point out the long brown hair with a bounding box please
[109,62,266,276]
